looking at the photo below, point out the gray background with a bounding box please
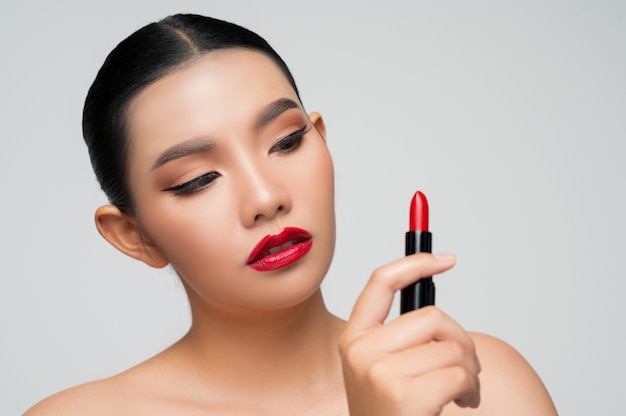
[1,1,624,414]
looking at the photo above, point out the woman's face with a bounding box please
[124,50,335,312]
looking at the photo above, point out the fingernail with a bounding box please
[433,253,456,261]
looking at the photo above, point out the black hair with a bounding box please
[83,14,300,215]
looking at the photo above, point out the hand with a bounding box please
[339,253,481,416]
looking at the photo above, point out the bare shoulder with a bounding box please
[23,377,120,416]
[443,332,558,416]
[23,344,195,416]
[23,351,170,416]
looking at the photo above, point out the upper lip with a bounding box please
[247,227,312,264]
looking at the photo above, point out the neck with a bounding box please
[174,289,345,397]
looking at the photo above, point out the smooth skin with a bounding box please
[25,50,557,415]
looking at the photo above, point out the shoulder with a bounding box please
[443,332,557,415]
[23,378,119,416]
[23,345,190,416]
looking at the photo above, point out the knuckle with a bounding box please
[370,265,392,285]
[467,337,477,357]
[386,382,408,405]
[338,336,367,365]
[376,377,407,405]
[449,365,474,390]
[441,340,465,362]
[421,305,446,322]
[337,332,351,353]
[366,359,390,384]
[452,367,481,408]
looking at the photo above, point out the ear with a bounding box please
[308,111,327,141]
[94,205,169,269]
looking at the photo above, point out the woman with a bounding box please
[25,14,557,415]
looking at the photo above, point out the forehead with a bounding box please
[125,49,300,159]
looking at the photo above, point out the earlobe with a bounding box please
[308,111,327,142]
[94,205,169,269]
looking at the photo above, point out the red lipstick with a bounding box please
[401,191,435,313]
[247,227,313,272]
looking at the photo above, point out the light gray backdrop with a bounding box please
[1,1,624,414]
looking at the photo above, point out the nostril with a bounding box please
[253,204,286,223]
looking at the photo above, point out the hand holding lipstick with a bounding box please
[339,253,481,416]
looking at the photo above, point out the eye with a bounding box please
[270,125,309,154]
[161,171,220,196]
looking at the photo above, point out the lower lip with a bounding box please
[247,239,313,272]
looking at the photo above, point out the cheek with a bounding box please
[294,144,336,247]
[302,145,335,215]
[135,191,242,282]
[303,147,337,286]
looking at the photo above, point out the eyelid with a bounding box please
[161,171,220,196]
[270,124,310,153]
[158,124,309,196]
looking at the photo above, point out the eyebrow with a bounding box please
[255,98,301,129]
[151,98,300,170]
[151,138,215,170]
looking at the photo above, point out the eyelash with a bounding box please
[270,125,309,154]
[162,172,220,196]
[162,125,309,196]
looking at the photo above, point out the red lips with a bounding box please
[247,227,313,271]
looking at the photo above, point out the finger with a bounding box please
[367,339,480,381]
[364,306,475,354]
[407,365,481,412]
[346,253,456,334]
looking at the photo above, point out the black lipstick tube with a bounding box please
[400,230,435,313]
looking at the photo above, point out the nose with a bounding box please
[237,159,291,228]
